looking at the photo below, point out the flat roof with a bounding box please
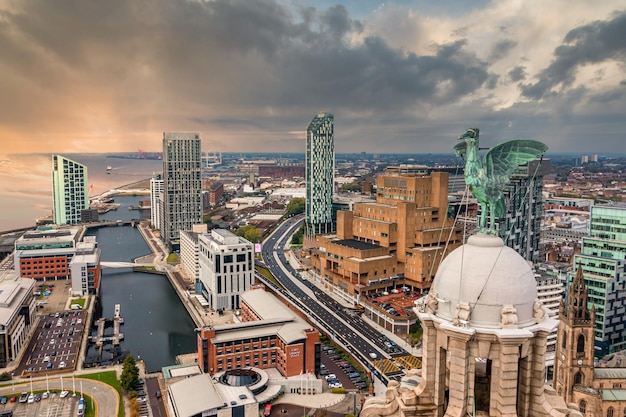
[169,374,224,417]
[333,239,382,251]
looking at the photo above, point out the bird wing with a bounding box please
[483,139,548,180]
[454,141,467,160]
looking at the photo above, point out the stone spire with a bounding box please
[566,265,593,323]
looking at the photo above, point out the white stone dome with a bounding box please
[431,234,538,329]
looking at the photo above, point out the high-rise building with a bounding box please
[497,158,551,263]
[305,112,334,235]
[150,174,164,230]
[572,203,626,357]
[162,132,202,247]
[198,229,254,311]
[52,155,88,225]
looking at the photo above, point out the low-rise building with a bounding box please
[0,271,36,368]
[197,286,320,378]
[14,228,81,280]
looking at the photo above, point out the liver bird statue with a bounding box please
[454,128,548,234]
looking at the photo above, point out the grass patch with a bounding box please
[166,253,179,263]
[70,298,86,308]
[255,265,283,289]
[80,371,123,417]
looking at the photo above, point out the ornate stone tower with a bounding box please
[361,235,583,417]
[553,266,595,403]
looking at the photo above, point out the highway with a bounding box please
[260,215,409,383]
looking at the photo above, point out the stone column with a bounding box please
[444,332,472,417]
[529,331,550,416]
[491,340,521,417]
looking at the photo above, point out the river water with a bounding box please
[85,195,197,372]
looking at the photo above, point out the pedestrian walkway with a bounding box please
[275,393,345,409]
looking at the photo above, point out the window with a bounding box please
[608,407,614,417]
[577,334,585,354]
[579,400,586,414]
[574,371,583,385]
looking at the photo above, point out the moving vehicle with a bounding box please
[77,398,85,416]
[264,404,272,416]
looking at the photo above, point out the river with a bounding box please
[85,195,197,372]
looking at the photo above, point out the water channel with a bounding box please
[85,195,197,372]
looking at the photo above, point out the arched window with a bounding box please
[562,331,568,349]
[577,334,585,354]
[623,407,626,417]
[579,400,586,414]
[608,407,615,417]
[574,371,583,385]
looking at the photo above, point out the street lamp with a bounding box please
[11,373,14,393]
[91,386,97,411]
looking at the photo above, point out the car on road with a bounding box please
[60,390,69,398]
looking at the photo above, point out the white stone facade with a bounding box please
[198,229,254,311]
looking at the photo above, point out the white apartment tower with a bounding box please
[305,111,335,235]
[150,174,164,230]
[198,229,254,311]
[162,132,202,247]
[52,155,89,225]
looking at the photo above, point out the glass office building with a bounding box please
[52,155,88,225]
[306,112,335,235]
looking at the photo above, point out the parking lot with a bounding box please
[0,391,83,417]
[320,346,369,392]
[17,310,87,376]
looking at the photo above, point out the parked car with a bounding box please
[59,361,66,368]
[19,392,28,403]
[42,392,49,399]
[60,391,69,398]
[10,396,17,403]
[0,396,7,404]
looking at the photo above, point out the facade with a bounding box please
[553,266,626,417]
[150,174,164,230]
[571,204,626,357]
[14,228,101,293]
[361,234,577,417]
[497,158,551,263]
[0,271,37,368]
[52,155,89,225]
[197,287,320,377]
[162,132,202,247]
[258,164,305,180]
[207,181,224,207]
[14,228,80,280]
[198,229,254,311]
[180,224,207,283]
[312,168,462,295]
[69,236,101,295]
[305,112,335,236]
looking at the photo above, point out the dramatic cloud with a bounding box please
[0,0,625,154]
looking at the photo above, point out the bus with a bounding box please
[264,404,272,416]
[77,398,85,416]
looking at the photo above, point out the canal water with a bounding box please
[85,195,197,372]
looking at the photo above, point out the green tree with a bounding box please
[286,198,305,216]
[235,225,262,243]
[291,224,305,245]
[121,355,140,392]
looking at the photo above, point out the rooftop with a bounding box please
[333,239,382,251]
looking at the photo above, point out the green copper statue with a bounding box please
[454,128,548,234]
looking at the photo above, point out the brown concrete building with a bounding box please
[258,164,305,180]
[312,168,462,295]
[197,286,320,377]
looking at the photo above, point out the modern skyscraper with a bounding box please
[572,203,626,357]
[52,155,88,225]
[162,132,202,247]
[305,111,334,235]
[497,158,551,263]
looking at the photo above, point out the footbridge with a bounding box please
[101,261,153,269]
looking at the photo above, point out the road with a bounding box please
[260,215,409,383]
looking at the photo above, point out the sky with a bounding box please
[1,0,625,155]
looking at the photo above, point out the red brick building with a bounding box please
[197,286,320,376]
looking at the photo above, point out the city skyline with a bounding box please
[1,1,625,155]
